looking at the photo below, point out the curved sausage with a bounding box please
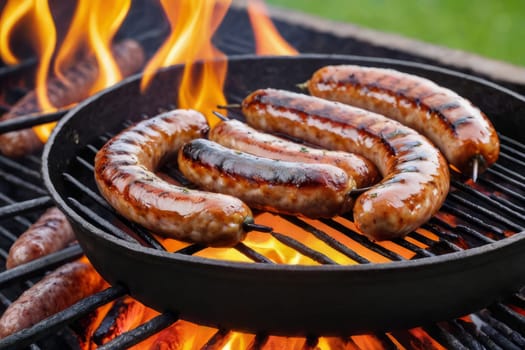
[209,119,379,188]
[94,109,252,247]
[178,138,356,218]
[0,39,145,158]
[306,65,499,175]
[6,207,75,269]
[241,89,450,240]
[0,261,106,339]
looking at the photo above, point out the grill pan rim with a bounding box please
[42,53,525,273]
[41,54,525,333]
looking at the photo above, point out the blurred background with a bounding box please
[266,0,525,67]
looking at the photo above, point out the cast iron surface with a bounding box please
[43,55,525,335]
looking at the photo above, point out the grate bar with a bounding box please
[0,285,127,350]
[439,204,503,239]
[0,109,67,134]
[0,196,53,220]
[499,133,525,152]
[486,167,525,192]
[62,173,111,210]
[247,333,269,350]
[488,193,525,215]
[201,328,230,350]
[407,231,463,254]
[270,231,337,265]
[0,226,18,242]
[456,319,502,350]
[444,320,485,350]
[319,218,406,261]
[472,314,522,350]
[282,215,370,264]
[489,303,525,335]
[491,163,525,183]
[96,312,178,350]
[0,193,33,228]
[479,177,525,203]
[63,173,166,250]
[0,155,41,180]
[391,238,435,258]
[500,145,525,163]
[432,213,497,246]
[0,168,47,195]
[234,242,274,263]
[174,244,206,255]
[67,197,141,245]
[452,181,525,224]
[477,310,525,348]
[0,57,37,77]
[499,151,525,168]
[75,156,95,172]
[423,324,470,350]
[24,155,42,167]
[0,244,84,288]
[369,333,400,350]
[447,192,524,232]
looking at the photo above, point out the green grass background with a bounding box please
[266,0,525,67]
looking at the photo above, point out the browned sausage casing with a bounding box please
[209,119,379,188]
[0,261,106,339]
[178,138,356,218]
[6,207,75,269]
[0,39,145,158]
[94,110,253,247]
[306,65,499,174]
[242,89,450,240]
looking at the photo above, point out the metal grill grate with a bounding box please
[1,3,525,350]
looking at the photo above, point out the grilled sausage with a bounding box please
[0,261,106,339]
[242,89,450,240]
[209,119,379,188]
[0,39,145,158]
[94,110,253,247]
[306,65,499,175]
[178,138,356,218]
[6,207,75,269]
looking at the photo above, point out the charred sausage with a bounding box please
[178,138,356,218]
[209,119,379,188]
[241,89,450,240]
[306,65,499,175]
[94,110,253,247]
[6,207,75,269]
[0,39,145,158]
[0,261,106,338]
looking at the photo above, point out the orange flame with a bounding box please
[0,0,57,110]
[140,0,231,127]
[247,0,298,55]
[54,0,131,94]
[0,0,34,65]
[32,0,131,142]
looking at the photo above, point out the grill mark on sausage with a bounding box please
[94,110,252,247]
[242,89,450,240]
[0,39,145,158]
[5,207,76,269]
[0,261,106,338]
[178,138,356,218]
[307,65,499,174]
[208,119,379,188]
